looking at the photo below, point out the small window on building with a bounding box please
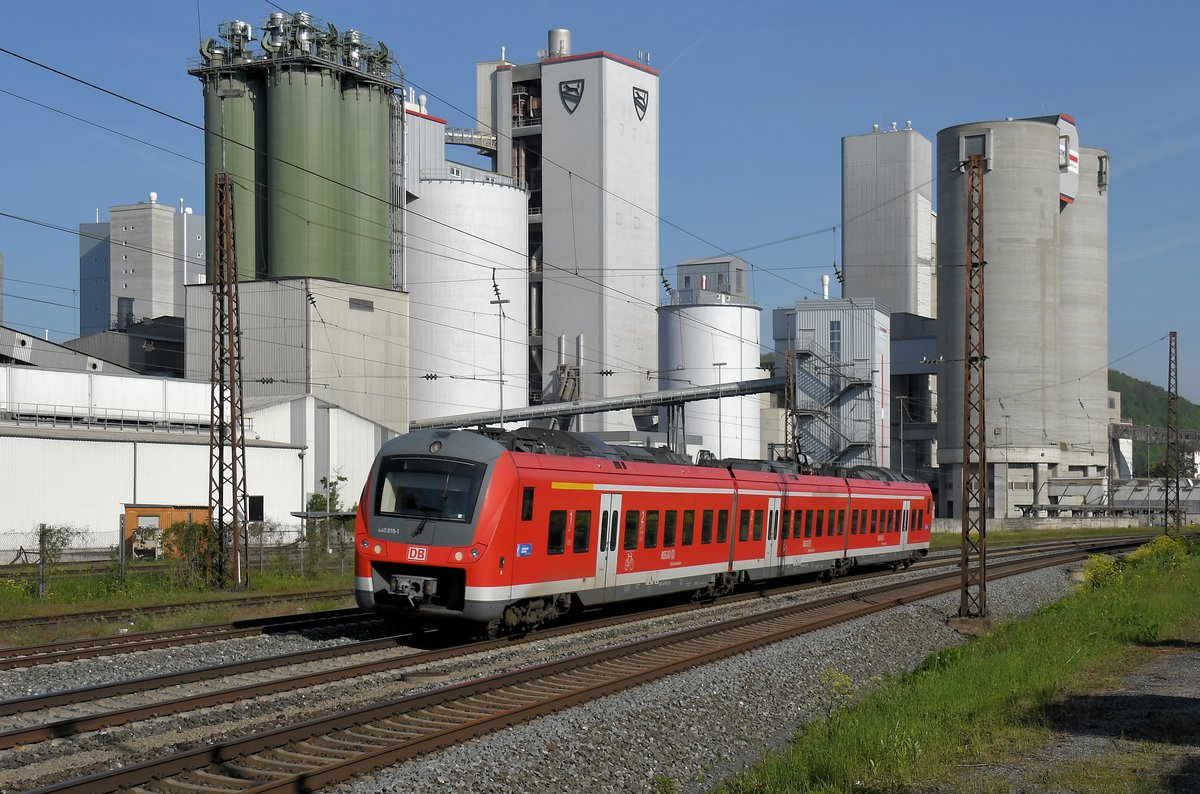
[964,133,987,159]
[701,510,714,544]
[684,276,691,288]
[624,510,640,550]
[349,298,374,312]
[1059,135,1070,169]
[573,510,592,553]
[663,511,677,547]
[1108,397,1117,410]
[736,270,743,291]
[1097,155,1109,190]
[547,510,567,555]
[829,320,842,361]
[717,510,729,543]
[682,510,694,546]
[644,511,660,548]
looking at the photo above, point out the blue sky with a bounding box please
[1,1,1196,400]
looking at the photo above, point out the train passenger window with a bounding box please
[682,511,695,545]
[850,510,859,535]
[664,511,677,547]
[870,510,878,534]
[624,511,640,550]
[547,510,567,555]
[573,511,592,553]
[915,509,923,530]
[600,511,609,552]
[892,510,900,532]
[521,487,535,521]
[753,510,764,541]
[702,511,714,544]
[815,510,824,537]
[717,510,729,543]
[645,511,660,549]
[738,510,751,542]
[804,511,813,539]
[781,511,791,540]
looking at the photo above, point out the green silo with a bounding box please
[340,36,391,287]
[195,23,266,281]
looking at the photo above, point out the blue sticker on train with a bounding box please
[517,543,533,557]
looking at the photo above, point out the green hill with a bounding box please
[1109,369,1200,475]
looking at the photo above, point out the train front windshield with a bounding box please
[375,457,485,522]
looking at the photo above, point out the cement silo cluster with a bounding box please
[190,12,399,286]
[936,115,1110,517]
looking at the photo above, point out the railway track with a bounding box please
[0,606,371,671]
[20,537,1141,793]
[0,588,354,633]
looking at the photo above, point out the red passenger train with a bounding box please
[355,428,932,635]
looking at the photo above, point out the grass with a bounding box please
[717,535,1200,793]
[0,557,355,645]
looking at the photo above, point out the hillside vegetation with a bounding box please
[1109,369,1200,475]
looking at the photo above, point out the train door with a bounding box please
[765,496,782,574]
[900,500,911,549]
[595,493,623,601]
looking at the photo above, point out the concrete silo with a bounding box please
[936,116,1109,518]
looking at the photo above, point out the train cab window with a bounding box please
[521,487,535,521]
[377,456,485,522]
[717,510,730,543]
[804,511,813,539]
[702,510,714,544]
[664,511,677,547]
[815,510,825,538]
[573,511,592,553]
[915,509,924,530]
[623,511,640,550]
[547,510,567,555]
[738,510,751,542]
[781,511,791,540]
[645,511,660,549]
[850,510,859,535]
[682,510,695,546]
[752,510,764,541]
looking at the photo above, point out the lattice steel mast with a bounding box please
[959,154,988,618]
[1166,330,1180,532]
[209,173,248,588]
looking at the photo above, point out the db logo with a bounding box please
[407,546,428,562]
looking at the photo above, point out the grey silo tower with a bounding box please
[477,30,660,432]
[936,115,1110,518]
[841,121,936,318]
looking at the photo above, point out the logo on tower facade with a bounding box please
[559,79,585,114]
[633,87,649,121]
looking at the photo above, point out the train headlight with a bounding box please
[454,551,464,561]
[373,544,382,554]
[429,441,443,454]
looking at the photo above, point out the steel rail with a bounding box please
[29,543,1128,794]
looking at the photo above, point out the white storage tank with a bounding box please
[658,302,763,459]
[405,174,529,424]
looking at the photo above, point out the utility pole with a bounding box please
[1166,330,1180,532]
[491,269,511,426]
[209,173,248,589]
[959,154,988,620]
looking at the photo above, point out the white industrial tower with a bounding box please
[477,29,660,431]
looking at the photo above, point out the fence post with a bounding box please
[37,523,48,599]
